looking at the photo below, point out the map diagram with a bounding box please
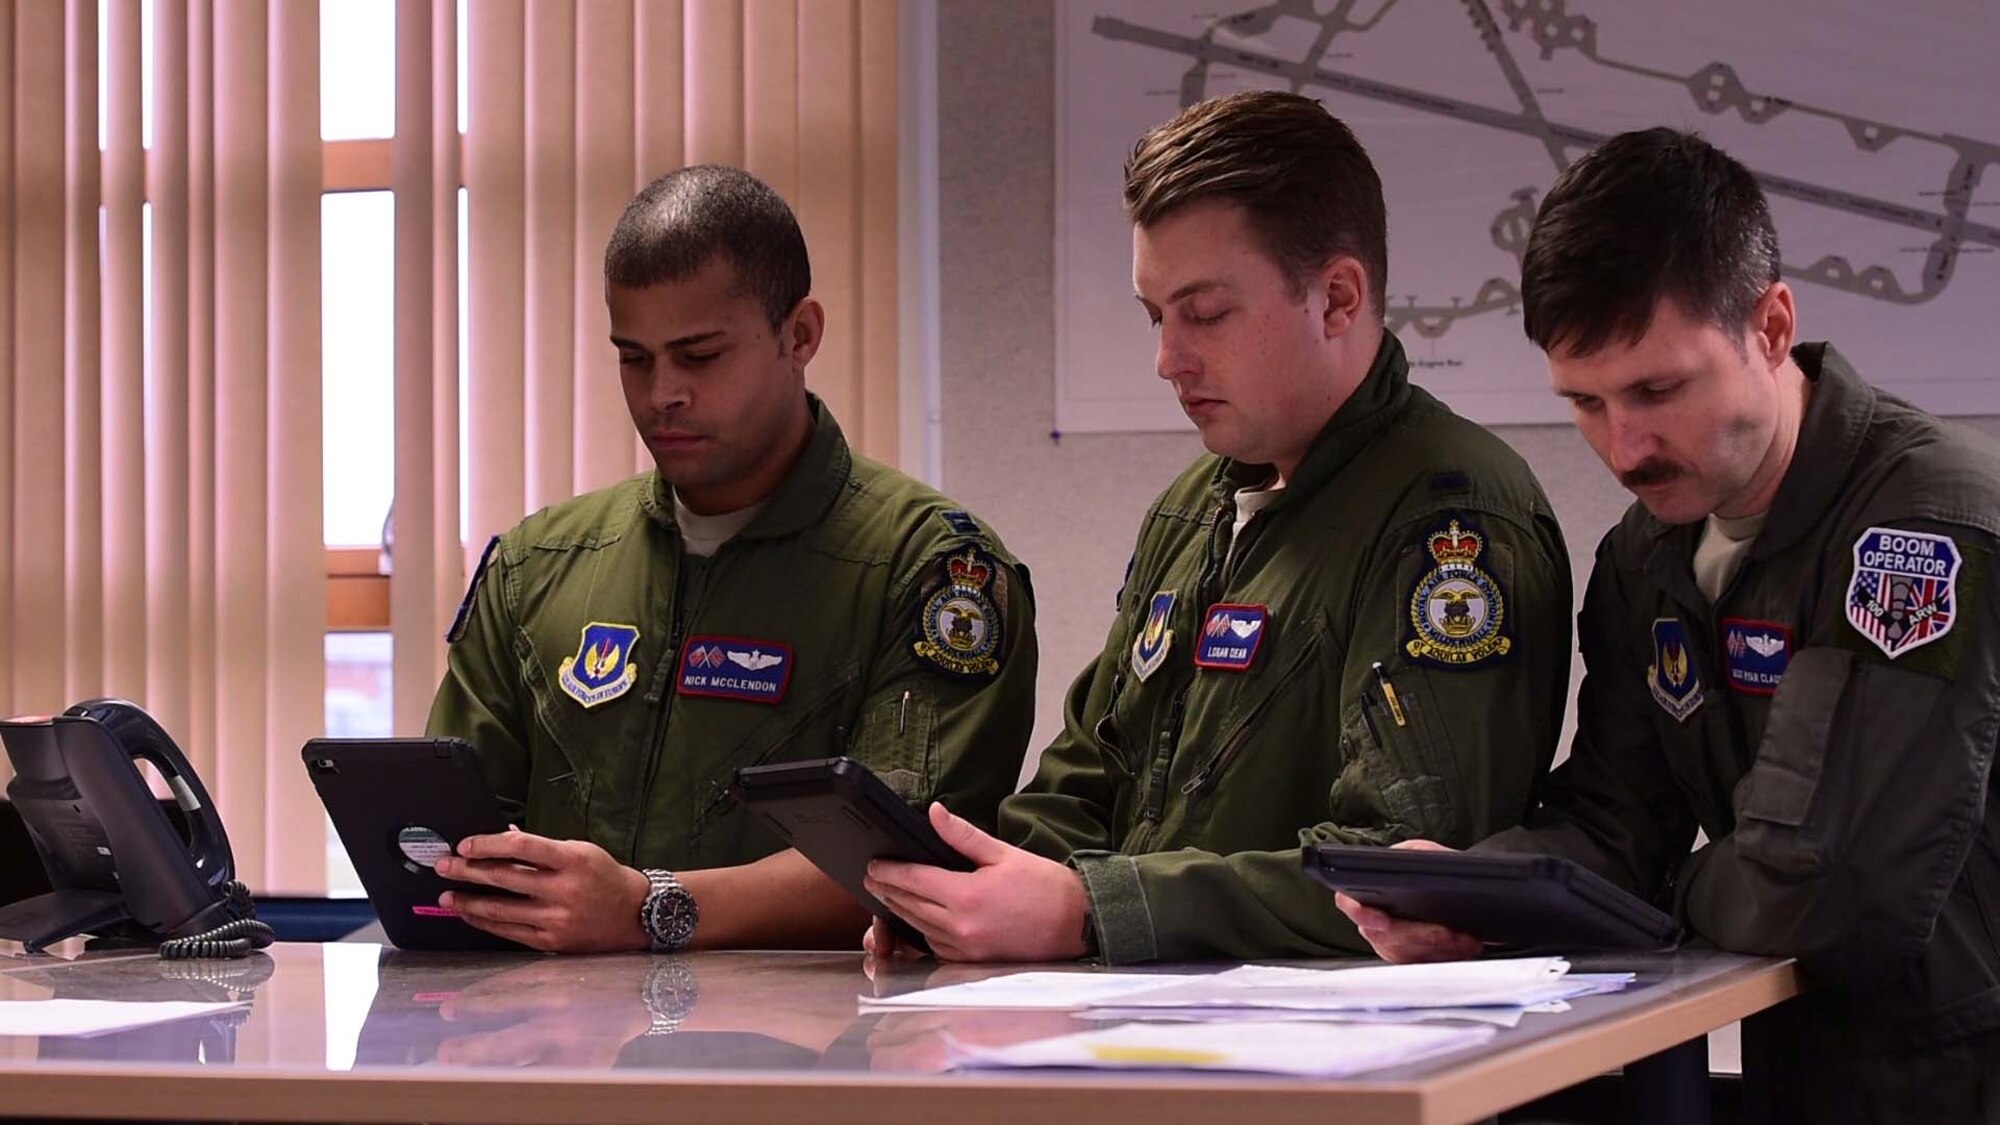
[1056,0,2000,431]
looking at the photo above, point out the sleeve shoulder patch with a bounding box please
[1404,516,1513,668]
[1844,525,1961,659]
[446,535,503,644]
[911,547,1006,680]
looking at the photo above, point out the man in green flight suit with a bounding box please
[862,91,1573,963]
[1337,128,2000,1124]
[425,165,1038,954]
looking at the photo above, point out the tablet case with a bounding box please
[303,737,526,952]
[1303,844,1679,951]
[730,756,972,950]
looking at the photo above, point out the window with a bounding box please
[323,191,396,550]
[319,2,401,892]
[324,633,390,895]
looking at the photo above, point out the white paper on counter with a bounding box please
[860,971,1208,1012]
[0,999,250,1038]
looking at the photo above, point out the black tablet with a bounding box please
[730,757,971,950]
[303,737,527,952]
[1303,844,1680,951]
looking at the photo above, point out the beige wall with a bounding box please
[932,0,2000,771]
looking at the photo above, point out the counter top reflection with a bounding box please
[0,940,1795,1125]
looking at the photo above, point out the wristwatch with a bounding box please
[639,869,699,952]
[639,957,700,1036]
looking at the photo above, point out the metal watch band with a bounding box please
[639,957,699,1035]
[640,869,699,953]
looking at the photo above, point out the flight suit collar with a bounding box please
[1208,332,1414,503]
[1749,342,1873,560]
[640,393,854,541]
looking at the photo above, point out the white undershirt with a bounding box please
[1227,477,1286,566]
[673,492,765,558]
[1693,510,1767,603]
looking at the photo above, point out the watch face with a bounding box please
[644,873,699,952]
[664,887,698,948]
[641,957,699,1035]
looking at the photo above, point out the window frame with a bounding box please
[320,136,455,632]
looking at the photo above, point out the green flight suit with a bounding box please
[1480,344,2000,1121]
[1001,335,1572,964]
[427,397,1038,872]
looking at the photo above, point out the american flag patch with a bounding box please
[1846,527,1960,659]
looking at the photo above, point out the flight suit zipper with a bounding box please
[686,664,863,835]
[1180,618,1329,798]
[1141,501,1232,822]
[1093,671,1135,775]
[627,552,701,864]
[1142,689,1189,823]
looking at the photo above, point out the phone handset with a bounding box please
[0,701,275,958]
[64,700,236,895]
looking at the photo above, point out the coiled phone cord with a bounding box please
[157,881,277,960]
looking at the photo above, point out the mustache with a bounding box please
[1618,459,1682,489]
[642,415,710,439]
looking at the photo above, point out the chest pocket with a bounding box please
[848,677,942,803]
[1093,593,1180,781]
[686,657,866,840]
[1179,612,1337,804]
[1344,666,1471,845]
[513,623,659,839]
[1092,670,1139,780]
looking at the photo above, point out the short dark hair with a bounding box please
[1123,90,1388,313]
[603,164,811,329]
[1521,128,1780,357]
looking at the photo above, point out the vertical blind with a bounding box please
[1,0,325,890]
[0,0,900,893]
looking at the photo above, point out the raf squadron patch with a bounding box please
[558,622,641,708]
[1722,618,1791,695]
[1130,590,1176,681]
[1648,618,1704,722]
[1194,604,1267,671]
[1405,519,1511,667]
[913,549,1005,680]
[1847,526,1960,659]
[678,637,793,704]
